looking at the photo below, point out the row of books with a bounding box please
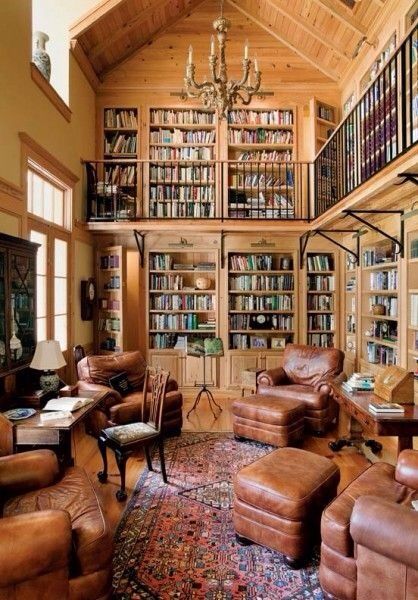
[229,314,293,330]
[411,294,418,327]
[229,274,294,291]
[228,208,295,219]
[228,129,293,144]
[367,296,398,317]
[149,202,215,218]
[307,254,334,271]
[104,109,137,128]
[342,373,374,393]
[151,294,214,310]
[307,275,335,291]
[368,320,398,341]
[307,294,334,310]
[308,333,334,347]
[236,150,292,162]
[369,270,398,290]
[229,254,273,271]
[308,314,335,331]
[346,314,356,334]
[104,165,136,186]
[150,147,213,161]
[229,333,292,350]
[150,129,215,144]
[150,313,201,330]
[366,341,398,365]
[362,246,397,267]
[150,109,214,125]
[98,317,121,332]
[149,165,214,181]
[150,185,214,201]
[317,106,335,122]
[100,254,120,269]
[227,110,293,125]
[104,133,137,155]
[229,294,293,311]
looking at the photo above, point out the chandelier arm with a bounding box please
[236,58,251,88]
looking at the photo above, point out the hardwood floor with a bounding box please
[74,389,396,534]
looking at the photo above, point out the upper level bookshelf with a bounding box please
[311,98,338,155]
[306,252,337,348]
[228,251,296,351]
[148,108,216,218]
[227,108,295,219]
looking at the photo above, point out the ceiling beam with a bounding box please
[70,0,126,39]
[89,0,171,61]
[226,0,340,82]
[264,0,350,61]
[70,40,101,89]
[311,0,366,36]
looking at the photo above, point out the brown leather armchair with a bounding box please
[320,449,418,600]
[0,449,113,600]
[75,349,183,437]
[257,344,345,434]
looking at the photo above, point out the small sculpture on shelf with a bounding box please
[32,31,51,81]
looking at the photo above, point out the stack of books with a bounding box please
[369,401,405,414]
[342,373,375,393]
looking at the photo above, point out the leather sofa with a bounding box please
[320,449,418,600]
[75,350,183,437]
[0,449,113,600]
[257,344,345,434]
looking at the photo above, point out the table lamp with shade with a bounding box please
[30,340,66,393]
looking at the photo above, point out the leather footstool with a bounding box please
[232,394,305,446]
[233,447,340,567]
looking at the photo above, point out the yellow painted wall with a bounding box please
[0,211,20,237]
[73,239,94,346]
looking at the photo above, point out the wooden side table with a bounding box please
[241,368,264,397]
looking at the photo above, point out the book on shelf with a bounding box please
[368,401,405,414]
[43,397,94,412]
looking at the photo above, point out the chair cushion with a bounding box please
[103,422,157,444]
[3,466,113,576]
[232,395,305,425]
[258,383,329,410]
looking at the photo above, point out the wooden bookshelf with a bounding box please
[226,108,295,219]
[344,252,357,376]
[407,229,418,396]
[148,108,216,218]
[306,252,337,348]
[311,98,338,155]
[96,245,126,353]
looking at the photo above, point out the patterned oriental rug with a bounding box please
[113,432,323,599]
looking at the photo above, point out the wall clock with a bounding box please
[81,278,96,321]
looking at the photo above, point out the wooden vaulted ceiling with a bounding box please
[70,0,386,86]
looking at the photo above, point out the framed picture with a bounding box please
[271,337,286,349]
[250,335,267,349]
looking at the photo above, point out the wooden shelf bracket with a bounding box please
[343,210,404,257]
[133,230,145,268]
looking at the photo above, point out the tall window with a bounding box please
[27,162,71,353]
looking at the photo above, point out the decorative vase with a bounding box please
[196,277,211,290]
[33,31,51,81]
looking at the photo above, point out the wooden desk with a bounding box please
[331,383,418,456]
[12,390,108,466]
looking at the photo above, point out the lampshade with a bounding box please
[30,340,66,370]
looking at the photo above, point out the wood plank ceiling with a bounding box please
[70,0,386,85]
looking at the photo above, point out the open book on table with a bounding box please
[43,397,94,412]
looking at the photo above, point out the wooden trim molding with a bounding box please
[0,176,23,200]
[70,40,101,91]
[30,63,72,123]
[19,132,79,186]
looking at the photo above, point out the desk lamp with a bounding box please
[30,340,66,393]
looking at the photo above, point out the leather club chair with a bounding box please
[320,449,418,600]
[257,344,345,434]
[74,349,183,437]
[0,449,113,600]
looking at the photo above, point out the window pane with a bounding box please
[53,188,64,226]
[36,275,47,318]
[43,181,54,222]
[54,239,67,277]
[54,314,67,351]
[30,230,47,275]
[32,173,43,217]
[54,277,67,314]
[27,165,71,230]
[37,317,47,342]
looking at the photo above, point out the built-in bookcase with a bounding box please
[96,245,126,353]
[345,252,357,372]
[148,108,216,218]
[227,108,295,219]
[306,252,337,348]
[311,98,338,155]
[407,230,418,384]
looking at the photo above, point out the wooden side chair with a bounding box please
[97,367,169,501]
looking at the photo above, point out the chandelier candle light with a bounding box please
[184,4,261,119]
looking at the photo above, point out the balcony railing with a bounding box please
[314,22,418,217]
[84,25,417,225]
[84,159,312,222]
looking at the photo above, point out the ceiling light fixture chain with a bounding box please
[184,1,261,119]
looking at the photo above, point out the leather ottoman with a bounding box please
[233,447,340,567]
[232,394,305,446]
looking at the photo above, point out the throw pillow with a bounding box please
[108,372,132,396]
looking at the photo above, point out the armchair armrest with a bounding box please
[257,367,288,387]
[395,449,418,489]
[77,380,122,404]
[314,371,346,394]
[0,449,59,496]
[109,399,142,425]
[350,495,418,569]
[0,511,71,588]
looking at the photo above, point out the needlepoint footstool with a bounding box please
[233,447,340,567]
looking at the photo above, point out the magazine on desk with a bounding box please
[42,397,94,412]
[368,401,405,414]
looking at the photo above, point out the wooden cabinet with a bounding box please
[0,233,38,377]
[227,350,282,389]
[96,245,126,353]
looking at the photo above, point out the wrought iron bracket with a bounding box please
[313,230,360,264]
[343,210,404,257]
[133,230,145,268]
[396,172,418,186]
[221,230,226,269]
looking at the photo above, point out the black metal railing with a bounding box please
[84,159,312,221]
[314,22,418,217]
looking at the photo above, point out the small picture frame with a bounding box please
[271,336,286,349]
[250,336,267,349]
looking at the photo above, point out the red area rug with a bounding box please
[113,432,323,599]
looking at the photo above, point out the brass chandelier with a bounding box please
[184,1,261,119]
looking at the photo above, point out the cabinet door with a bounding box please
[227,352,260,388]
[9,251,36,369]
[183,355,216,387]
[262,353,283,372]
[148,350,182,386]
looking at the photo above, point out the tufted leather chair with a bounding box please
[74,349,183,437]
[0,449,113,599]
[257,344,345,434]
[320,449,418,600]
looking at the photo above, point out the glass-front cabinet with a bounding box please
[0,233,38,376]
